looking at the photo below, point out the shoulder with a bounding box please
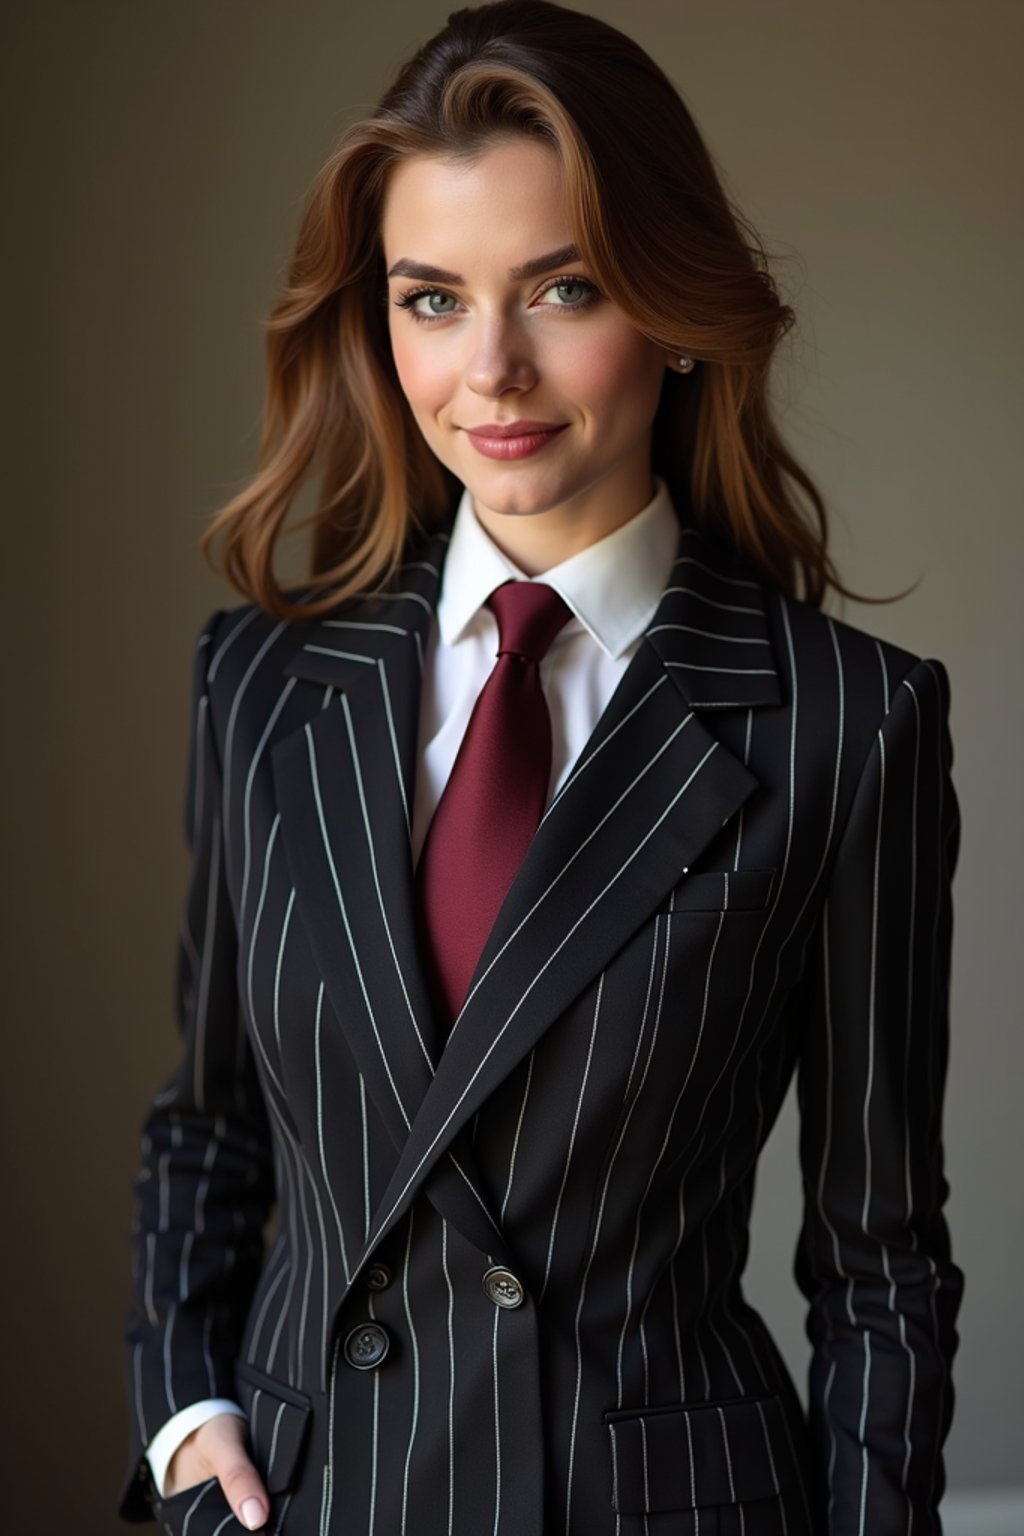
[766,584,951,735]
[680,521,951,740]
[191,584,333,686]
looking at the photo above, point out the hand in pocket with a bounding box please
[164,1411,270,1530]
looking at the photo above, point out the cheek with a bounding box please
[389,329,453,417]
[553,327,664,420]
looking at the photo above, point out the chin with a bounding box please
[472,491,561,521]
[463,470,575,521]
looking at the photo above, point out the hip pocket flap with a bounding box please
[235,1360,313,1495]
[604,1394,793,1514]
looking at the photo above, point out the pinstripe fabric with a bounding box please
[121,513,962,1536]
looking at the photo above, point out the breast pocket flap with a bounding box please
[659,867,776,915]
[235,1359,313,1495]
[604,1394,794,1514]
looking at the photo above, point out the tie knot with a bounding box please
[487,580,573,663]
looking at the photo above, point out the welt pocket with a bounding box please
[234,1359,313,1494]
[603,1393,794,1514]
[657,867,776,915]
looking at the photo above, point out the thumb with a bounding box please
[200,1413,270,1531]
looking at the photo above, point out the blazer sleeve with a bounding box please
[119,609,276,1523]
[792,656,964,1535]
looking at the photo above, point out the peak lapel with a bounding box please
[271,534,446,1133]
[350,523,784,1271]
[270,526,516,1279]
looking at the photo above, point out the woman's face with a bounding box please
[381,136,673,557]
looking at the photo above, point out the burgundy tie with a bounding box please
[415,579,573,1030]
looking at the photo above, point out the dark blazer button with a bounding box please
[343,1321,391,1369]
[482,1265,525,1309]
[366,1262,392,1291]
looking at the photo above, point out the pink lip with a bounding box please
[464,421,568,460]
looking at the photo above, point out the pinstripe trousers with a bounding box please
[121,514,963,1535]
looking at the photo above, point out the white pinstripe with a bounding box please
[303,645,378,665]
[400,1208,421,1536]
[222,620,289,870]
[318,1334,341,1536]
[616,913,675,1411]
[377,655,411,833]
[538,972,603,1299]
[314,981,352,1284]
[267,1398,287,1482]
[499,1048,536,1224]
[359,1074,371,1239]
[207,604,259,683]
[245,1240,289,1363]
[180,1478,218,1535]
[340,692,434,1074]
[490,1303,504,1536]
[367,1291,381,1536]
[731,708,754,871]
[191,806,222,1114]
[666,661,776,675]
[306,725,416,1125]
[657,585,762,615]
[323,620,411,635]
[685,1409,699,1534]
[717,1404,737,1501]
[239,677,297,931]
[647,624,770,645]
[442,1220,456,1536]
[290,1142,317,1382]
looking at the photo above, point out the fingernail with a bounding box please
[240,1498,266,1531]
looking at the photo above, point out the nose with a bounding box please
[464,315,538,398]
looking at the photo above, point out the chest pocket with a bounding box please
[658,867,776,915]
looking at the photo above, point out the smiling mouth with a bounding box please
[463,420,566,438]
[462,424,568,460]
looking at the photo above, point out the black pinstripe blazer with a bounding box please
[121,510,963,1536]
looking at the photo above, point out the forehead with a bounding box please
[380,138,572,266]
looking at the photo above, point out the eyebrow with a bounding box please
[386,244,582,284]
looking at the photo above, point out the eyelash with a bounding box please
[393,274,601,325]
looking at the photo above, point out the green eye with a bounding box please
[537,276,600,310]
[394,286,461,322]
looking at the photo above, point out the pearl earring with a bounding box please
[678,355,695,372]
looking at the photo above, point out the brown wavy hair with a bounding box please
[202,0,873,620]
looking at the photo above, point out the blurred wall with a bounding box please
[5,3,1021,1530]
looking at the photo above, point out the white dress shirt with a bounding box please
[411,473,681,862]
[144,473,681,1493]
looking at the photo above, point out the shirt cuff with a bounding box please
[145,1399,246,1498]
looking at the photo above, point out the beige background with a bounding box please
[5,3,1021,1530]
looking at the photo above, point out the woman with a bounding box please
[120,3,963,1533]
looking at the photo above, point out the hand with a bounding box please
[164,1411,269,1531]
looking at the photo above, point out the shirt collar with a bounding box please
[436,475,681,660]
